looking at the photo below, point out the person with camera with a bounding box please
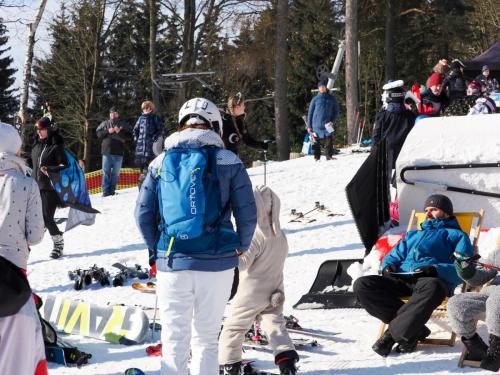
[353,194,474,357]
[0,122,47,374]
[96,107,131,197]
[219,92,268,155]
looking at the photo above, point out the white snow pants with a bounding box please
[0,297,46,375]
[156,268,233,375]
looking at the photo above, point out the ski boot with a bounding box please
[372,329,395,357]
[276,350,299,375]
[221,362,241,375]
[481,334,500,372]
[50,234,64,259]
[462,333,488,361]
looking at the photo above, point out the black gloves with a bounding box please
[414,265,438,278]
[382,264,397,277]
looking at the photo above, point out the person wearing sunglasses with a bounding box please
[219,92,268,155]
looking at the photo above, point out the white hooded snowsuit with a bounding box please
[219,185,295,364]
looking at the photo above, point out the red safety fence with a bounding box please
[85,168,141,195]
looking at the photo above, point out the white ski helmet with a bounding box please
[178,97,223,137]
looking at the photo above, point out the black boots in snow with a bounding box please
[222,362,241,375]
[462,333,488,362]
[50,234,64,259]
[481,334,500,372]
[276,350,299,375]
[372,330,395,357]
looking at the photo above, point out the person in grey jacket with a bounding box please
[219,185,298,375]
[96,107,131,197]
[135,98,256,375]
[306,80,340,161]
[448,241,500,372]
[0,122,46,375]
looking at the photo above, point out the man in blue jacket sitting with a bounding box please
[307,80,340,161]
[353,194,474,357]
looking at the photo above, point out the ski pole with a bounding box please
[263,150,267,186]
[151,294,158,342]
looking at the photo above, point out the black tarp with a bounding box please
[464,41,500,80]
[345,139,392,255]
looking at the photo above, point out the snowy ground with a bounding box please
[28,150,495,374]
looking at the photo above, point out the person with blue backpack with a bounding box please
[134,97,257,375]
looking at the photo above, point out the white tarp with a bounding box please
[396,114,500,228]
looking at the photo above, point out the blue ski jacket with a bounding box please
[133,112,164,163]
[307,92,340,138]
[134,128,257,272]
[382,217,474,292]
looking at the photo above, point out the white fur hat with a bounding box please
[0,122,22,154]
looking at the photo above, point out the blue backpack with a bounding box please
[157,146,239,256]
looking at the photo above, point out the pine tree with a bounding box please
[0,20,18,121]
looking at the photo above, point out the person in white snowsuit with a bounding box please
[0,122,47,375]
[448,243,500,372]
[219,185,298,375]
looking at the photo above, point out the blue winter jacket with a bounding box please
[134,128,257,272]
[382,217,474,292]
[133,113,164,162]
[307,92,340,138]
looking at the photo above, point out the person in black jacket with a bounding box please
[96,107,131,197]
[442,59,467,104]
[30,117,68,259]
[372,82,415,169]
[219,92,267,155]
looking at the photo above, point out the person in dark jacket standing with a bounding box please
[96,107,131,197]
[372,81,415,168]
[442,59,467,104]
[475,65,499,95]
[307,80,340,161]
[30,117,68,259]
[219,92,267,155]
[133,101,164,187]
[353,194,474,357]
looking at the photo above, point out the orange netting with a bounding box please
[85,168,141,195]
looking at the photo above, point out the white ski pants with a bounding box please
[156,268,233,375]
[0,297,46,375]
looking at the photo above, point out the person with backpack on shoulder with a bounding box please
[0,122,47,375]
[29,117,68,259]
[307,80,340,161]
[133,100,164,187]
[134,97,257,375]
[219,185,298,375]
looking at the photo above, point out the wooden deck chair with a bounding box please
[377,209,485,347]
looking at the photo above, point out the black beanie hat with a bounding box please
[424,194,453,216]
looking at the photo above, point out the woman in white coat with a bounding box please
[219,185,298,375]
[0,122,46,375]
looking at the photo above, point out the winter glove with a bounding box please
[382,264,398,277]
[414,265,438,278]
[453,253,480,280]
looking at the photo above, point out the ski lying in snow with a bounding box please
[289,202,344,223]
[132,281,156,294]
[244,337,318,351]
[219,361,279,375]
[285,315,338,341]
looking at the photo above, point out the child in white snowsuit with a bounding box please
[219,185,298,375]
[0,122,47,375]
[448,238,500,372]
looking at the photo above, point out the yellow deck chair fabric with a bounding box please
[377,209,485,347]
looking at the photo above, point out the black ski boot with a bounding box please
[462,333,488,361]
[481,334,500,372]
[221,362,241,375]
[372,330,395,357]
[395,325,431,354]
[276,350,299,375]
[50,234,64,259]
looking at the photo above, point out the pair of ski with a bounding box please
[288,202,343,223]
[220,361,279,375]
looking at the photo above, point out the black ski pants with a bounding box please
[353,275,448,343]
[312,135,333,160]
[40,189,62,236]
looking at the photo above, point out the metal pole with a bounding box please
[327,40,345,90]
[263,150,267,186]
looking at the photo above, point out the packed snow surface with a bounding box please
[28,148,499,374]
